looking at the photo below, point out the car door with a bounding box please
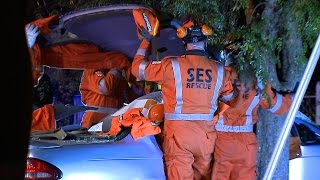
[289,114,320,180]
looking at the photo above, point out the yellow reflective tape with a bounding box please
[153,19,159,36]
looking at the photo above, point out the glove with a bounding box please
[25,23,40,48]
[138,26,152,42]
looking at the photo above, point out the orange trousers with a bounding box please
[162,120,216,180]
[212,132,258,180]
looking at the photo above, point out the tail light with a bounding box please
[25,157,62,180]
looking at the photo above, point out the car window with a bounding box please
[291,124,299,137]
[296,123,320,145]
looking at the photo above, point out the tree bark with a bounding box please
[255,0,291,179]
[256,108,290,180]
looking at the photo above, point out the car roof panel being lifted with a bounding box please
[59,4,185,61]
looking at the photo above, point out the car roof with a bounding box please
[56,4,185,61]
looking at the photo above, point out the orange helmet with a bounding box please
[133,8,159,37]
[176,19,213,43]
[147,104,164,123]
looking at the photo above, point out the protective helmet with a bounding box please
[147,104,164,123]
[133,8,160,37]
[211,48,227,64]
[176,19,213,43]
[223,51,234,67]
[223,43,239,66]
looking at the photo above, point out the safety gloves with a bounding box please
[138,26,152,42]
[25,23,40,48]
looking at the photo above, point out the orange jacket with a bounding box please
[79,69,130,128]
[101,108,161,140]
[215,67,292,132]
[32,104,55,131]
[30,42,131,87]
[131,40,236,121]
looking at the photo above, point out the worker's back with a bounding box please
[156,53,233,116]
[79,69,129,128]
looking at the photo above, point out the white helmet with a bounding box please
[213,49,234,66]
[224,52,234,66]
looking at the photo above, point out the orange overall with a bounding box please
[79,69,130,129]
[32,104,55,131]
[131,39,236,180]
[212,68,293,180]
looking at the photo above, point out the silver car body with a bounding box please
[29,133,165,180]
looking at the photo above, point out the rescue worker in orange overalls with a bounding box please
[79,68,130,129]
[131,10,238,180]
[25,15,132,87]
[212,48,293,180]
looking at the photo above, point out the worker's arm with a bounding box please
[131,39,167,83]
[80,69,123,96]
[259,81,293,115]
[219,67,239,103]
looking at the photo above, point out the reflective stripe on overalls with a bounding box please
[267,93,283,113]
[136,48,149,81]
[215,93,261,132]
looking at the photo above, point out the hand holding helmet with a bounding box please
[138,26,152,42]
[133,9,159,42]
[25,23,40,48]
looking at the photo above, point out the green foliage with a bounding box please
[292,0,320,46]
[228,0,319,89]
[236,21,269,76]
[159,0,223,33]
[231,0,249,11]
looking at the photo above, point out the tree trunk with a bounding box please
[256,108,290,180]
